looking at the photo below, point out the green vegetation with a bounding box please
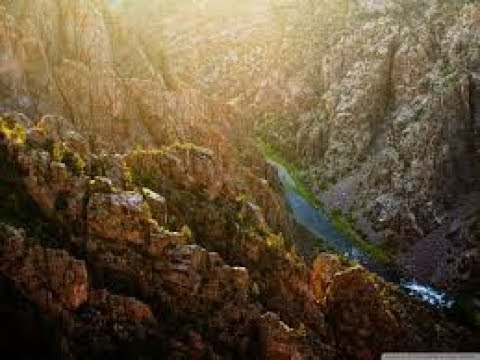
[330,208,392,265]
[128,154,158,189]
[62,151,85,176]
[435,58,456,91]
[180,224,193,240]
[46,140,85,176]
[0,118,26,144]
[171,141,214,158]
[256,111,299,161]
[265,233,286,251]
[47,141,63,162]
[130,163,158,190]
[234,192,249,204]
[257,140,323,209]
[258,139,390,264]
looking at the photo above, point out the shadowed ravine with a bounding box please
[269,159,455,309]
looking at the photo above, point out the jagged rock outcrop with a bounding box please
[319,20,397,181]
[311,253,345,302]
[0,110,330,358]
[259,312,333,360]
[312,254,473,360]
[1,1,480,358]
[87,191,152,244]
[0,223,164,359]
[0,225,88,314]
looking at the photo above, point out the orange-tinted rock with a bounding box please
[324,266,403,359]
[87,191,151,244]
[0,225,88,314]
[311,253,345,302]
[259,312,333,360]
[88,289,155,324]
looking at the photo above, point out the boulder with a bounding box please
[0,225,89,314]
[87,191,151,244]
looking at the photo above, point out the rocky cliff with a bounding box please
[252,1,480,296]
[0,0,479,359]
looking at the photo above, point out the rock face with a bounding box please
[311,253,345,302]
[0,223,162,360]
[87,191,152,244]
[152,1,480,297]
[0,225,88,314]
[320,21,397,181]
[256,1,480,294]
[259,312,331,360]
[314,254,471,360]
[0,109,331,358]
[0,1,479,359]
[325,267,405,359]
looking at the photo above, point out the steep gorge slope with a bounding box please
[161,0,480,295]
[266,1,480,294]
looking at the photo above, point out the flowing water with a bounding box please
[271,160,454,309]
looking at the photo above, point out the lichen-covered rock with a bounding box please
[90,154,130,188]
[1,116,89,229]
[125,145,230,200]
[148,226,188,258]
[89,176,115,194]
[87,191,151,244]
[142,187,168,226]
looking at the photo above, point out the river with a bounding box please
[270,160,455,309]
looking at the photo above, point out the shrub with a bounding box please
[45,141,64,162]
[266,233,286,251]
[130,165,158,189]
[62,151,85,176]
[181,224,193,240]
[0,119,26,144]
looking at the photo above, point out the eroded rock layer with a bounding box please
[0,0,479,359]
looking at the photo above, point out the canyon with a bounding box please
[0,0,479,359]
